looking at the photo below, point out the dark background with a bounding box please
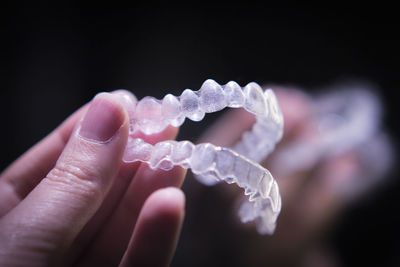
[2,6,399,266]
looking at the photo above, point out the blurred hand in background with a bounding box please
[194,85,393,267]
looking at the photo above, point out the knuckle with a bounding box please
[45,162,103,200]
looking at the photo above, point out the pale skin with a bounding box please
[0,86,364,267]
[199,87,362,266]
[0,91,186,267]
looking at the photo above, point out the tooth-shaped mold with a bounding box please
[196,173,221,186]
[134,96,160,119]
[162,94,181,118]
[224,81,245,107]
[162,94,185,127]
[171,140,195,168]
[196,147,236,186]
[232,156,251,187]
[124,137,153,162]
[265,89,283,125]
[190,143,216,173]
[257,118,283,144]
[244,82,268,117]
[215,148,235,178]
[170,114,185,127]
[134,97,168,134]
[238,201,256,223]
[149,141,174,170]
[256,213,276,235]
[199,79,227,113]
[233,141,251,156]
[269,180,281,212]
[180,89,205,121]
[247,165,264,191]
[259,172,274,198]
[242,132,260,151]
[253,120,275,138]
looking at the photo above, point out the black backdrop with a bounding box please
[2,6,399,266]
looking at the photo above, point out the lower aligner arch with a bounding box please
[123,79,284,235]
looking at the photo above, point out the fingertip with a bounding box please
[121,187,185,266]
[95,92,130,121]
[79,93,129,142]
[144,187,186,220]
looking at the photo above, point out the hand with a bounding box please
[197,87,364,266]
[0,91,186,266]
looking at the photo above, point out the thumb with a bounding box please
[0,93,129,265]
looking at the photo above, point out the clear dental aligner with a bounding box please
[123,79,284,234]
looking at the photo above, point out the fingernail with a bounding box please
[79,94,125,142]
